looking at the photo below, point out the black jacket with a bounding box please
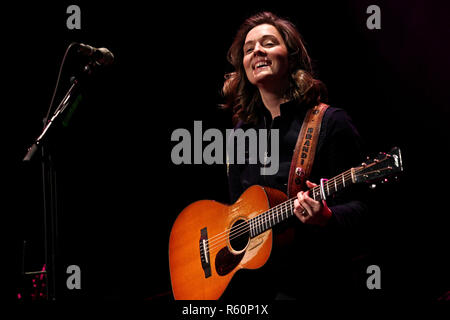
[225,100,370,300]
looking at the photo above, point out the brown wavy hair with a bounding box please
[222,12,327,125]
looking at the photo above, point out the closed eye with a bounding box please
[245,47,254,54]
[263,40,275,47]
[243,35,280,54]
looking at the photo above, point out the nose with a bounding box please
[253,42,266,56]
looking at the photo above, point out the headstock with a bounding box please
[354,147,403,185]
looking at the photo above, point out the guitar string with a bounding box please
[203,160,395,256]
[204,200,294,255]
[204,168,354,247]
[204,171,355,254]
[204,170,354,252]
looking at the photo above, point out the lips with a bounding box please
[252,58,272,70]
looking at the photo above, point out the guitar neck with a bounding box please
[249,168,355,238]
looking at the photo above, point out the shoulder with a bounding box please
[323,106,359,135]
[323,106,350,122]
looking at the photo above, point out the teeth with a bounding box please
[255,61,270,69]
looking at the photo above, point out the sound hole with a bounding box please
[229,219,250,252]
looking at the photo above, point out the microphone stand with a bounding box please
[22,61,97,301]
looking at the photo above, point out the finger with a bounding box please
[293,198,304,213]
[306,180,318,188]
[295,195,308,215]
[299,194,312,216]
[294,193,310,221]
[293,201,307,221]
[294,209,307,222]
[303,194,322,209]
[301,189,319,205]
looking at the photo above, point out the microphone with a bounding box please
[77,43,114,66]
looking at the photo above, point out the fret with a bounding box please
[270,210,274,227]
[281,203,284,219]
[263,212,267,230]
[289,200,294,218]
[261,213,264,232]
[249,167,360,239]
[274,208,278,223]
[256,217,259,235]
[275,207,279,224]
[257,215,261,234]
[268,211,272,228]
[314,187,321,201]
[291,199,294,217]
[264,212,268,230]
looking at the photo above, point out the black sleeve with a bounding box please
[315,108,369,229]
[227,121,245,204]
[227,162,244,204]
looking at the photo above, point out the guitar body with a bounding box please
[169,185,287,300]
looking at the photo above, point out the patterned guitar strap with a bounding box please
[287,103,329,198]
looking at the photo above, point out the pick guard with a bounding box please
[215,246,245,276]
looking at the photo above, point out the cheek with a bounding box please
[272,50,289,73]
[243,57,255,82]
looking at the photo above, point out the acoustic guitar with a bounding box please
[169,147,403,300]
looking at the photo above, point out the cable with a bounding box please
[43,42,78,125]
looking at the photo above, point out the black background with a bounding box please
[3,0,449,305]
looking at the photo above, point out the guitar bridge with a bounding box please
[199,227,211,278]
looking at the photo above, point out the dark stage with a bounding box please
[3,0,449,309]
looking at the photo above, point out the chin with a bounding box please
[253,73,277,85]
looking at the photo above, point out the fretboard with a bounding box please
[249,168,354,238]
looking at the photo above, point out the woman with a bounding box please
[223,12,368,300]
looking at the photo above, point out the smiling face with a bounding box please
[242,24,290,88]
